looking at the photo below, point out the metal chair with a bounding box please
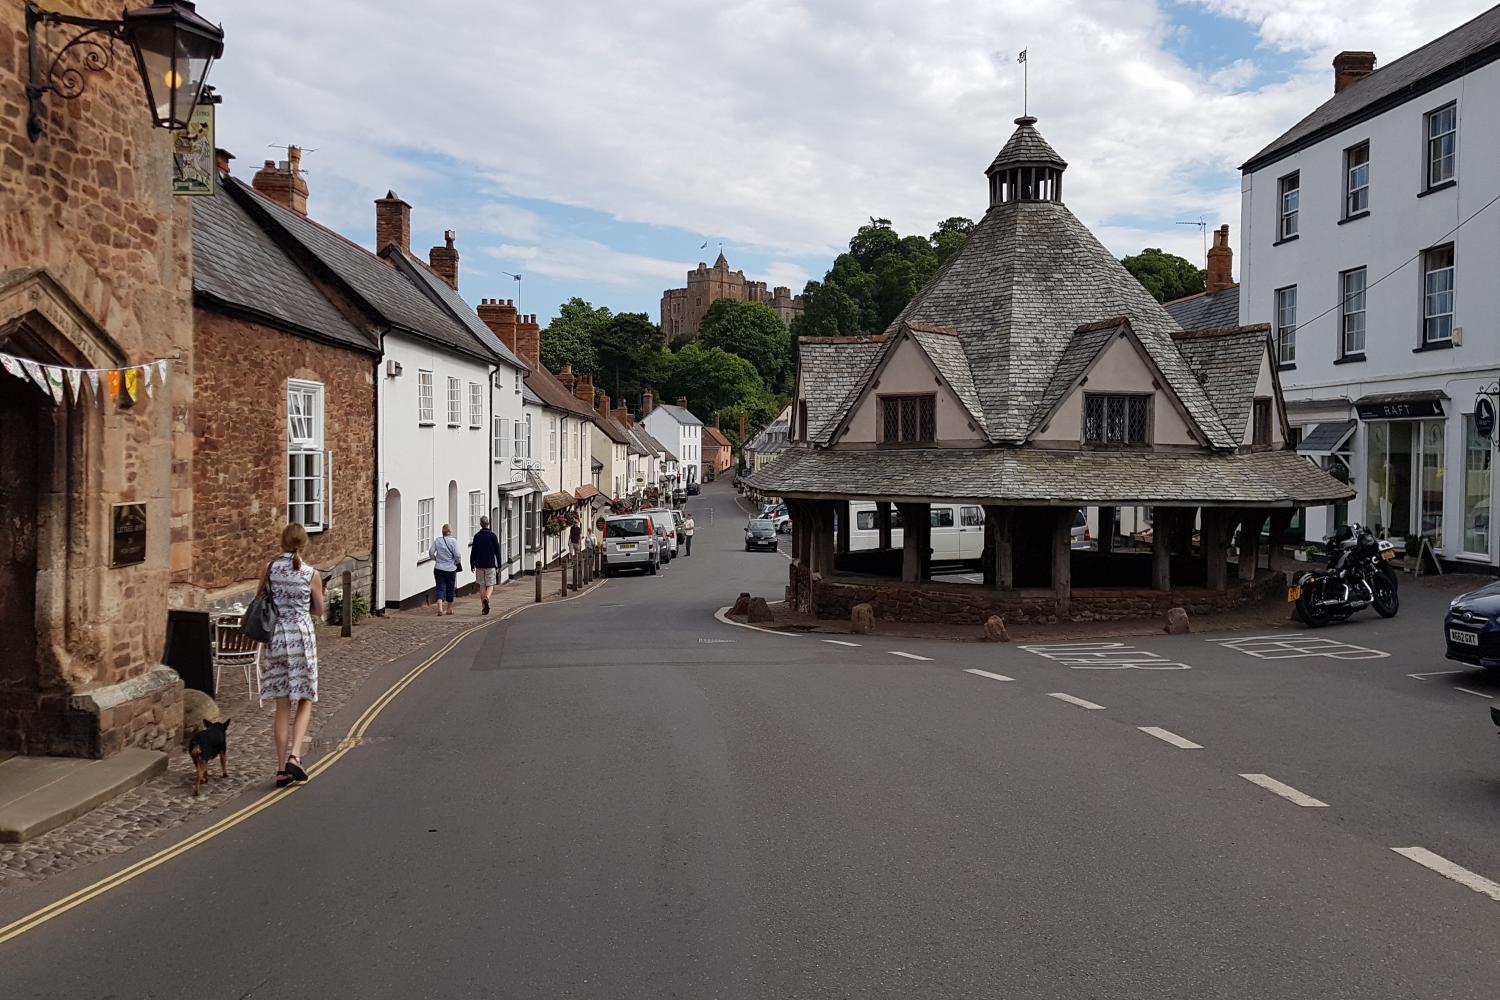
[212,613,261,701]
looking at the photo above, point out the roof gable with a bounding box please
[650,403,703,426]
[385,248,526,371]
[1171,326,1275,442]
[800,336,888,445]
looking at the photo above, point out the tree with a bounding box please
[931,216,974,266]
[1121,248,1205,303]
[539,297,610,376]
[698,299,792,392]
[790,280,862,340]
[594,312,665,408]
[659,343,765,417]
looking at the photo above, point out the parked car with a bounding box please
[601,514,659,576]
[745,518,780,552]
[1444,580,1500,668]
[641,507,678,561]
[687,481,701,496]
[1071,508,1091,549]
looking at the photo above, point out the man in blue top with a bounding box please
[469,516,502,615]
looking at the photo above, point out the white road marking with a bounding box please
[822,639,862,647]
[964,669,1014,682]
[1408,670,1467,680]
[1454,687,1494,699]
[1021,642,1193,671]
[1239,773,1329,807]
[1138,726,1203,749]
[712,606,794,637]
[1208,634,1388,660]
[699,638,737,644]
[1392,847,1500,902]
[1047,692,1105,710]
[889,651,933,661]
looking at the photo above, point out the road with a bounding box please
[4,479,1500,998]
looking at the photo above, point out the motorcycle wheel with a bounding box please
[1372,567,1399,618]
[1295,578,1332,628]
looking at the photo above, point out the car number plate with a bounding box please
[1286,584,1303,603]
[1449,628,1480,647]
[618,542,636,551]
[1380,549,1395,560]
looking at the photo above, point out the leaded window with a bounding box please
[879,394,936,444]
[1083,393,1150,446]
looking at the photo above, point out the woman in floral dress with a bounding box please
[259,523,325,788]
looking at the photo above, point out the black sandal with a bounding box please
[275,770,293,788]
[284,755,308,783]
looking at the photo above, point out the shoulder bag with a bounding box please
[242,559,278,643]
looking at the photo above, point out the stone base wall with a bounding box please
[800,567,1285,625]
[1,667,182,758]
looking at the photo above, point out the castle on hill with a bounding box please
[660,251,804,340]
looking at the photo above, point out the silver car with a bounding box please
[602,514,659,576]
[641,507,678,561]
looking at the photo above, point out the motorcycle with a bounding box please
[1288,523,1400,628]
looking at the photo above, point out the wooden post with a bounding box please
[1238,512,1268,583]
[534,560,543,603]
[1151,509,1172,592]
[1052,507,1073,616]
[572,552,581,590]
[898,503,922,582]
[1203,509,1227,591]
[1173,506,1197,555]
[835,499,851,556]
[341,570,353,637]
[877,501,892,551]
[1267,510,1294,573]
[984,506,1013,589]
[1097,506,1116,555]
[559,555,569,598]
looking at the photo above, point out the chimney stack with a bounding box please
[738,411,746,443]
[477,298,520,355]
[515,313,541,368]
[429,230,459,290]
[1333,51,1376,94]
[598,392,612,420]
[643,389,655,415]
[215,147,234,175]
[614,404,633,428]
[575,374,595,408]
[375,190,411,253]
[251,145,309,215]
[558,365,576,393]
[676,396,688,409]
[1205,224,1234,294]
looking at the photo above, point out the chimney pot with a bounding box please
[375,190,412,254]
[1333,50,1377,94]
[428,229,460,290]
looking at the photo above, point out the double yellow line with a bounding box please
[0,618,497,945]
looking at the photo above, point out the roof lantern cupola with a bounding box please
[986,115,1068,208]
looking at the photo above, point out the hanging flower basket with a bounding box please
[544,508,579,536]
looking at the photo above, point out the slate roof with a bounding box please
[1170,326,1272,442]
[621,425,651,457]
[1029,320,1121,434]
[749,447,1353,507]
[1243,5,1500,172]
[387,248,527,371]
[192,183,376,354]
[593,411,632,446]
[800,337,886,445]
[987,116,1067,170]
[908,325,985,433]
[883,175,1233,448]
[232,179,498,363]
[1164,286,1240,332]
[651,403,703,427]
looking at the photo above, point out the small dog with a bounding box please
[188,719,231,797]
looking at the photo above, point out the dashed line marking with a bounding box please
[889,651,933,661]
[1139,726,1202,749]
[964,669,1014,682]
[1454,687,1493,699]
[1409,670,1466,680]
[1392,847,1500,902]
[1047,692,1105,710]
[822,639,862,647]
[1240,773,1329,807]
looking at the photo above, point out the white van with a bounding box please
[847,502,986,561]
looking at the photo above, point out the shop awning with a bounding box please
[574,484,602,502]
[542,491,575,511]
[498,472,547,497]
[1296,420,1356,457]
[1354,389,1447,420]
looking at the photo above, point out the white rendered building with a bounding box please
[642,391,703,491]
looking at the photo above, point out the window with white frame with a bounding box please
[1344,141,1369,217]
[525,413,533,458]
[468,490,484,537]
[1274,285,1297,365]
[469,382,483,428]
[494,416,509,460]
[417,370,434,424]
[287,380,325,530]
[447,376,462,426]
[1340,267,1366,358]
[1426,102,1456,189]
[514,415,526,458]
[417,498,434,557]
[1277,171,1299,240]
[549,417,559,463]
[514,370,522,394]
[1422,244,1455,344]
[560,417,568,464]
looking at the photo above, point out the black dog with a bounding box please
[188,719,230,797]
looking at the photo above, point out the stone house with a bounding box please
[0,0,194,756]
[660,251,804,340]
[751,115,1351,624]
[186,158,381,611]
[702,419,734,480]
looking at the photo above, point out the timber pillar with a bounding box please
[876,501,893,551]
[1267,510,1294,573]
[983,506,1013,589]
[1151,508,1173,592]
[1052,507,1073,617]
[1238,511,1269,582]
[1203,509,1228,591]
[1097,506,1116,555]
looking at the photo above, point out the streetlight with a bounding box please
[499,270,522,313]
[25,0,224,141]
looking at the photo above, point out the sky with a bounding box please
[208,0,1495,326]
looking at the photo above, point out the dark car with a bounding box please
[1444,581,1500,668]
[745,518,779,552]
[687,482,701,496]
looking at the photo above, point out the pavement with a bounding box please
[3,478,1500,998]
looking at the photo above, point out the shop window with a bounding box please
[1463,414,1491,555]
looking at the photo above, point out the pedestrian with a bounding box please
[682,512,695,556]
[568,519,583,559]
[429,523,462,616]
[259,523,324,789]
[470,515,501,616]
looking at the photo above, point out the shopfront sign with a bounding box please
[1355,398,1444,420]
[110,502,147,567]
[1476,398,1495,438]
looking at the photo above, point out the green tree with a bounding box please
[698,299,792,391]
[594,312,665,407]
[1120,248,1205,303]
[931,216,973,266]
[539,297,610,376]
[660,343,765,417]
[790,280,862,339]
[848,217,900,271]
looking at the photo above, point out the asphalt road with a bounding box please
[4,480,1500,998]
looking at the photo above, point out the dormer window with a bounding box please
[1083,393,1150,446]
[879,394,935,444]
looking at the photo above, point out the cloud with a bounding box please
[210,0,1496,274]
[759,261,811,294]
[482,240,685,288]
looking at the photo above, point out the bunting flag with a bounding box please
[0,351,175,408]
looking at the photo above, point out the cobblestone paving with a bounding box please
[0,574,589,891]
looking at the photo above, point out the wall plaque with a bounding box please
[111,503,147,567]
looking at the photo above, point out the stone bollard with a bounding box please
[731,592,751,616]
[747,597,775,623]
[850,603,875,634]
[535,560,543,603]
[1164,607,1190,635]
[341,570,353,638]
[983,615,1009,642]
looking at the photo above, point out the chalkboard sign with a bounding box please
[111,503,147,567]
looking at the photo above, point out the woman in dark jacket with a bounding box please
[469,516,502,615]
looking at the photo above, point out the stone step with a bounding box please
[0,748,166,843]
